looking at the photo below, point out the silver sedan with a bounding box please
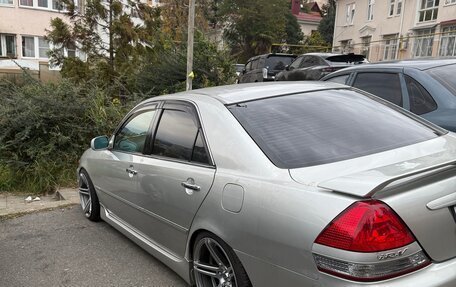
[78,82,456,286]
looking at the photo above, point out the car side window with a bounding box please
[289,57,303,70]
[152,108,210,165]
[300,56,314,68]
[405,75,437,115]
[326,74,350,85]
[113,110,156,153]
[353,73,403,107]
[245,61,252,72]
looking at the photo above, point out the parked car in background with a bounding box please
[234,63,245,84]
[276,53,366,81]
[238,53,296,83]
[79,82,456,287]
[322,59,456,132]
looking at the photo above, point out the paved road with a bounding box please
[0,206,188,287]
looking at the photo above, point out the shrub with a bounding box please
[0,77,137,194]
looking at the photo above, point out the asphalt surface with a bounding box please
[0,206,188,287]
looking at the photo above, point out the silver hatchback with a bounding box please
[78,82,456,286]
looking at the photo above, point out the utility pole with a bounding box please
[186,0,196,91]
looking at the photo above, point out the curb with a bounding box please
[0,188,80,220]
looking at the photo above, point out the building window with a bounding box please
[22,36,35,58]
[38,0,47,7]
[0,35,16,58]
[52,0,64,10]
[367,0,374,20]
[397,0,403,14]
[0,0,13,5]
[413,28,435,57]
[388,0,403,16]
[346,3,355,25]
[20,0,32,5]
[38,37,50,58]
[418,0,439,22]
[439,25,456,56]
[361,36,372,59]
[383,34,398,60]
[388,0,395,16]
[445,0,456,4]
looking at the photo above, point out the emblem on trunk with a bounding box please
[377,248,408,260]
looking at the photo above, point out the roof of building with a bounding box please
[295,12,322,23]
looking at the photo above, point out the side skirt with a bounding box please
[100,204,192,284]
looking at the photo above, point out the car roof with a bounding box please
[329,58,456,73]
[144,82,347,105]
[248,53,296,61]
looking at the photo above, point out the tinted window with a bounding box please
[192,130,210,164]
[426,64,456,96]
[245,61,252,71]
[353,73,403,106]
[326,74,349,84]
[405,75,437,115]
[152,109,210,164]
[289,57,303,69]
[229,90,437,169]
[114,110,156,153]
[265,56,295,70]
[300,56,314,68]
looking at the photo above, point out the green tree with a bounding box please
[46,0,162,91]
[318,0,336,45]
[136,31,234,95]
[219,0,291,62]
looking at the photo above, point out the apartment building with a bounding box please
[0,0,160,71]
[333,0,456,61]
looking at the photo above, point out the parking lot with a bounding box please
[0,206,187,287]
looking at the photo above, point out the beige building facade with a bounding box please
[333,0,456,62]
[0,0,75,69]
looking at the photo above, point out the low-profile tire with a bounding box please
[192,232,251,287]
[78,169,100,222]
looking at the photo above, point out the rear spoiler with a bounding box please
[318,153,456,198]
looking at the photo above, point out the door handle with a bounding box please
[126,166,138,176]
[181,182,201,191]
[181,178,200,195]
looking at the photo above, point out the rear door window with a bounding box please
[229,90,437,169]
[265,56,295,70]
[152,106,211,165]
[405,75,437,115]
[353,72,403,106]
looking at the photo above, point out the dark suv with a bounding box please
[238,53,296,83]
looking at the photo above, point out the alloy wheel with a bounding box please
[78,172,92,218]
[193,237,237,287]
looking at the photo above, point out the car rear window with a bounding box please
[228,90,438,169]
[426,64,456,96]
[265,56,296,71]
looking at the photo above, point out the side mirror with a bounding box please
[91,136,109,150]
[285,65,290,71]
[242,68,246,74]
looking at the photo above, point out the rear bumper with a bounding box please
[237,250,456,287]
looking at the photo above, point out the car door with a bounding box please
[93,105,159,226]
[132,101,216,257]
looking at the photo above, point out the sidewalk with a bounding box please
[0,188,80,220]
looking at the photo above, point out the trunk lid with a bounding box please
[290,134,456,261]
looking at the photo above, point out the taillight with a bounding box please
[313,200,430,282]
[321,67,337,73]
